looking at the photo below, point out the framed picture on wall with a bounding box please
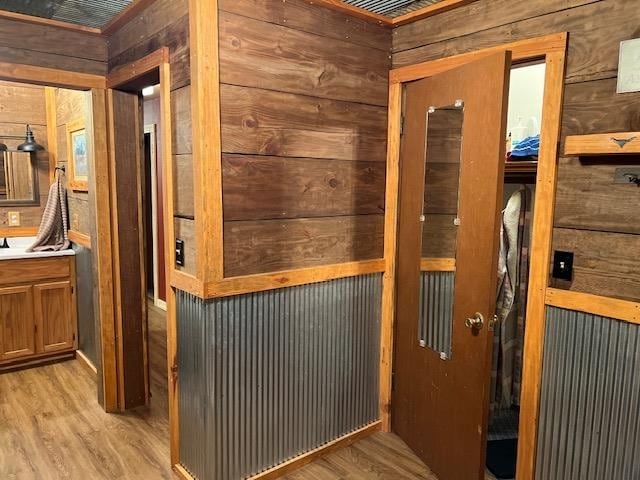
[66,118,89,191]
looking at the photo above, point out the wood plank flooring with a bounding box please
[1,302,440,480]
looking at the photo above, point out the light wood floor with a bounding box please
[0,302,438,480]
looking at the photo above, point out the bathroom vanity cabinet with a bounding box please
[0,256,77,370]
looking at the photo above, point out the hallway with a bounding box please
[0,303,437,480]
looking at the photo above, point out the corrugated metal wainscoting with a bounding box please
[536,307,640,480]
[418,271,454,358]
[177,274,382,480]
[73,244,97,365]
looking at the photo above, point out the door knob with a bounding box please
[465,312,484,330]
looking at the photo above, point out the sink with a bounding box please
[0,236,75,260]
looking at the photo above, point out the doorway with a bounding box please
[142,85,167,311]
[386,35,567,480]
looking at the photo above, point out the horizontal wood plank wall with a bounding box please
[0,81,49,234]
[392,0,640,303]
[106,0,195,276]
[218,0,391,277]
[0,17,106,75]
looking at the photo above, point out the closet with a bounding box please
[486,62,545,480]
[391,52,550,480]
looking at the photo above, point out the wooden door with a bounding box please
[108,89,149,409]
[34,281,76,353]
[0,285,35,361]
[393,52,511,480]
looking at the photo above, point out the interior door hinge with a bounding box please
[400,115,405,135]
[391,371,396,391]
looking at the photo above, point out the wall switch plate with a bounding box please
[614,167,640,186]
[8,211,20,226]
[552,250,574,281]
[175,239,185,267]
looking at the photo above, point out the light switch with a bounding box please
[552,250,574,281]
[8,211,20,227]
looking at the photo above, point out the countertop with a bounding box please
[0,236,75,261]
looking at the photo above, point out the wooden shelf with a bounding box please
[565,132,640,156]
[505,160,538,174]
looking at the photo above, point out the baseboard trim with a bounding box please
[76,349,97,375]
[173,463,195,480]
[250,421,382,480]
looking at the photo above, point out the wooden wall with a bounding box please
[55,88,93,238]
[218,0,391,277]
[106,0,193,274]
[392,0,640,302]
[0,17,106,74]
[0,81,49,230]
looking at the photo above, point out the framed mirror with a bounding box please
[418,101,464,359]
[0,151,39,205]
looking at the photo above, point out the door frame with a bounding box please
[379,33,567,480]
[143,123,167,311]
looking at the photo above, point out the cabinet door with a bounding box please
[35,281,75,353]
[0,285,36,361]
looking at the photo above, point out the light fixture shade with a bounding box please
[17,125,43,152]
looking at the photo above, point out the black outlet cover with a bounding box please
[552,250,573,281]
[175,239,185,267]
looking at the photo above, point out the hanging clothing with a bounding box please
[27,169,70,252]
[490,186,531,413]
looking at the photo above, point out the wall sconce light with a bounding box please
[0,125,44,153]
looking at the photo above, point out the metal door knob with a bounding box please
[465,312,484,330]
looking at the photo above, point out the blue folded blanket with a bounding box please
[511,135,539,157]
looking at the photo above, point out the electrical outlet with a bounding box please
[175,239,185,267]
[8,211,20,227]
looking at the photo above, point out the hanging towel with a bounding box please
[490,187,531,413]
[27,171,70,252]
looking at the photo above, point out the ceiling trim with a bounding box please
[0,9,102,35]
[102,0,157,35]
[307,0,393,26]
[309,0,478,26]
[392,0,477,26]
[0,0,476,40]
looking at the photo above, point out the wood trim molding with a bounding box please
[0,9,102,34]
[89,88,119,413]
[189,0,224,284]
[249,421,382,479]
[0,61,106,89]
[170,260,385,299]
[390,32,568,84]
[45,87,58,183]
[76,349,98,375]
[0,227,38,237]
[517,46,567,480]
[564,132,640,156]
[101,0,158,35]
[308,0,391,25]
[421,258,456,271]
[172,464,195,480]
[379,83,401,432]
[68,229,92,249]
[206,259,385,298]
[546,288,640,325]
[392,0,478,26]
[107,48,170,89]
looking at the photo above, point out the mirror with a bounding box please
[0,151,39,205]
[418,102,464,359]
